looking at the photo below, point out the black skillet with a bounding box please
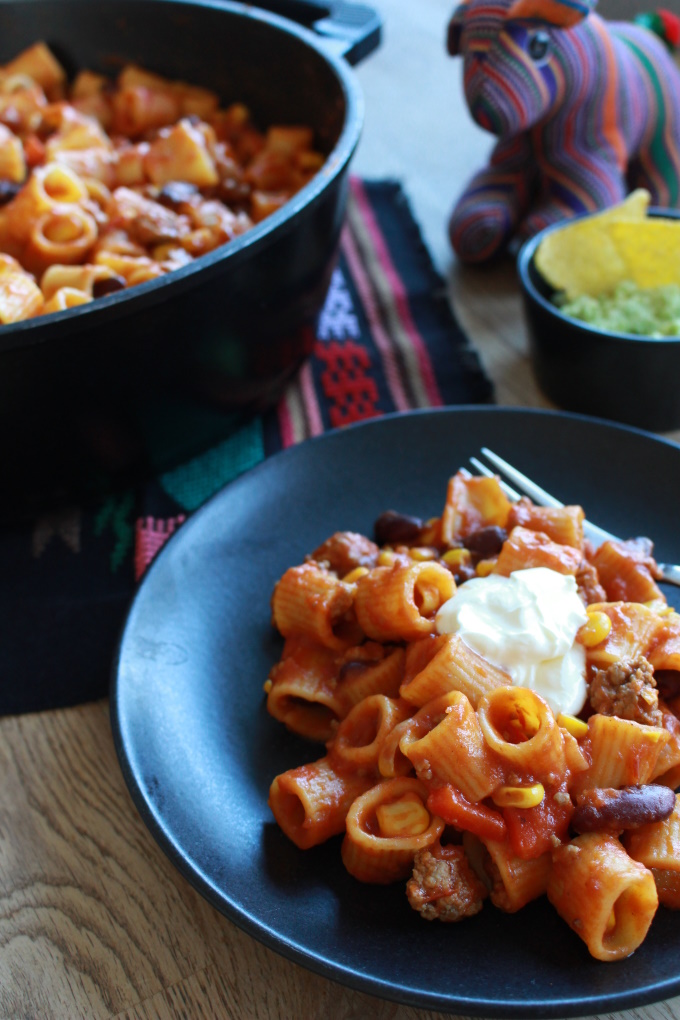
[0,0,380,516]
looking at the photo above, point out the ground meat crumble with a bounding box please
[575,559,607,605]
[406,846,487,922]
[589,656,662,727]
[309,531,379,576]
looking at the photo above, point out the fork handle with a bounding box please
[659,563,680,589]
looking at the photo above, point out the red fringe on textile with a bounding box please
[134,515,186,581]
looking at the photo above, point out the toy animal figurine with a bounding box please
[447,0,680,263]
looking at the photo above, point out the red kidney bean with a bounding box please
[464,526,507,559]
[572,785,675,834]
[374,511,424,546]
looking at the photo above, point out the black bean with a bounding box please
[92,274,126,298]
[374,510,424,546]
[217,178,250,206]
[464,526,507,559]
[572,784,675,833]
[453,564,477,584]
[0,179,22,205]
[654,670,680,701]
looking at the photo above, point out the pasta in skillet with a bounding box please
[0,42,324,323]
[266,469,680,961]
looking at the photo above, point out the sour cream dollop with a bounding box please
[435,566,589,716]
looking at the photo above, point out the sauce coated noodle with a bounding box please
[266,470,680,961]
[0,42,325,323]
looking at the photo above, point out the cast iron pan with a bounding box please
[0,0,380,516]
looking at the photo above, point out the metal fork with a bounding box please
[469,447,680,589]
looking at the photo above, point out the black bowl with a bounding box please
[0,0,376,517]
[518,208,680,432]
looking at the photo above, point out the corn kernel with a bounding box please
[557,713,589,739]
[476,558,496,577]
[578,610,612,648]
[492,783,545,809]
[443,548,472,568]
[342,566,369,584]
[153,243,177,261]
[377,550,395,567]
[376,793,430,837]
[409,547,437,561]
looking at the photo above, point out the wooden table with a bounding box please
[3,3,680,1018]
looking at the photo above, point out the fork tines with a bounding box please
[470,448,616,545]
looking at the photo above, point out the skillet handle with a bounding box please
[251,0,382,64]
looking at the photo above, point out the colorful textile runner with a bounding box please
[1,179,493,716]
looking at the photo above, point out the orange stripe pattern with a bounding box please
[448,0,680,262]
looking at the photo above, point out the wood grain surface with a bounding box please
[3,1,680,1017]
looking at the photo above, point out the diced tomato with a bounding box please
[504,783,573,860]
[427,784,507,843]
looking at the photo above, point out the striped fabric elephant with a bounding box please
[447,0,680,262]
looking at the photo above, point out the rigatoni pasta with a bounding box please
[0,42,325,324]
[266,467,680,960]
[548,833,659,961]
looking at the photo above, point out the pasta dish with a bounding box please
[0,42,324,323]
[266,469,680,961]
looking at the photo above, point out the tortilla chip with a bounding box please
[609,220,680,290]
[534,189,653,299]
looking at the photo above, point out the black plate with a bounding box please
[111,407,680,1018]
